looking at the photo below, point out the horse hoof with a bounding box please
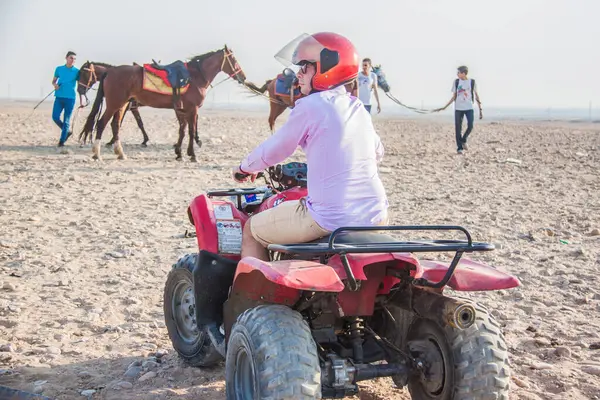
[105,142,113,148]
[92,155,100,161]
[176,156,182,161]
[196,140,203,148]
[141,143,148,147]
[118,155,127,160]
[190,156,197,163]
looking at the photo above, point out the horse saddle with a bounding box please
[275,68,301,98]
[149,60,190,89]
[143,60,190,110]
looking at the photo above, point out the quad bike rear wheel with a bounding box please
[225,305,322,400]
[163,253,222,367]
[378,299,510,400]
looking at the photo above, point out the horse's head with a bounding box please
[372,64,391,93]
[78,61,111,107]
[78,61,95,95]
[221,45,246,84]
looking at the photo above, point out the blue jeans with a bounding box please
[364,105,372,113]
[454,109,474,150]
[52,97,76,144]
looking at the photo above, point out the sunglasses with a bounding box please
[299,63,315,74]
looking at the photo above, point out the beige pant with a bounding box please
[249,200,329,247]
[249,199,390,247]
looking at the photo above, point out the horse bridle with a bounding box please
[78,62,98,107]
[221,49,244,84]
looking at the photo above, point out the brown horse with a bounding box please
[80,45,246,161]
[77,61,150,146]
[77,61,203,148]
[244,69,358,132]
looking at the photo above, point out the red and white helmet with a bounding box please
[275,32,359,91]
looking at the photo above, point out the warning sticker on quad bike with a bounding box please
[214,204,234,220]
[216,219,242,254]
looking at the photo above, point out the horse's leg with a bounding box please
[174,111,186,161]
[268,103,276,133]
[110,104,129,160]
[269,102,287,133]
[194,113,202,147]
[131,107,149,146]
[105,111,120,147]
[92,107,120,160]
[187,108,199,162]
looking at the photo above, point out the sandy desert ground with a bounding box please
[0,102,599,399]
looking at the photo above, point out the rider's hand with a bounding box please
[232,165,257,183]
[377,104,381,114]
[53,83,59,91]
[479,108,484,120]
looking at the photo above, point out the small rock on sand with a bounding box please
[553,346,571,357]
[581,365,600,376]
[116,381,133,389]
[530,361,553,370]
[138,371,157,382]
[512,376,530,388]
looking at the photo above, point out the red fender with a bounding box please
[325,253,520,316]
[327,252,520,292]
[416,258,521,291]
[235,257,345,293]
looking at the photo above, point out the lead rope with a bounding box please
[385,91,438,114]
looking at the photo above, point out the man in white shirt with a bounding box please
[436,65,483,154]
[357,58,381,114]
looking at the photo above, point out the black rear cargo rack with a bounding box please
[267,225,494,291]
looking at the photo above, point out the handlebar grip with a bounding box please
[234,172,250,181]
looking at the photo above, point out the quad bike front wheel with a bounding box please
[163,253,222,367]
[378,299,510,400]
[225,305,322,400]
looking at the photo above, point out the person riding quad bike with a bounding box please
[233,31,389,260]
[164,31,515,400]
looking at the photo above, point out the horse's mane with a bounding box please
[84,61,115,69]
[189,49,223,66]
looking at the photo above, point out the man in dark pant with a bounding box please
[435,66,482,154]
[455,109,474,152]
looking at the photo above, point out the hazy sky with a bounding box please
[0,0,598,109]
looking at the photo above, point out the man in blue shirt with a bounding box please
[52,51,80,146]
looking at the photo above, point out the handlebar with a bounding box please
[234,171,264,181]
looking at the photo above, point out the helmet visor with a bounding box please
[274,33,325,71]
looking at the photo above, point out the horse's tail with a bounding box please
[244,79,272,95]
[79,73,106,143]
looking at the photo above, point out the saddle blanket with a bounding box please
[142,63,190,96]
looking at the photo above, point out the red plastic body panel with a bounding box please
[327,252,520,292]
[236,257,345,293]
[416,258,521,291]
[188,194,249,261]
[326,252,520,316]
[257,187,307,213]
[189,188,520,318]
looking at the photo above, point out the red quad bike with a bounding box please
[163,162,520,400]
